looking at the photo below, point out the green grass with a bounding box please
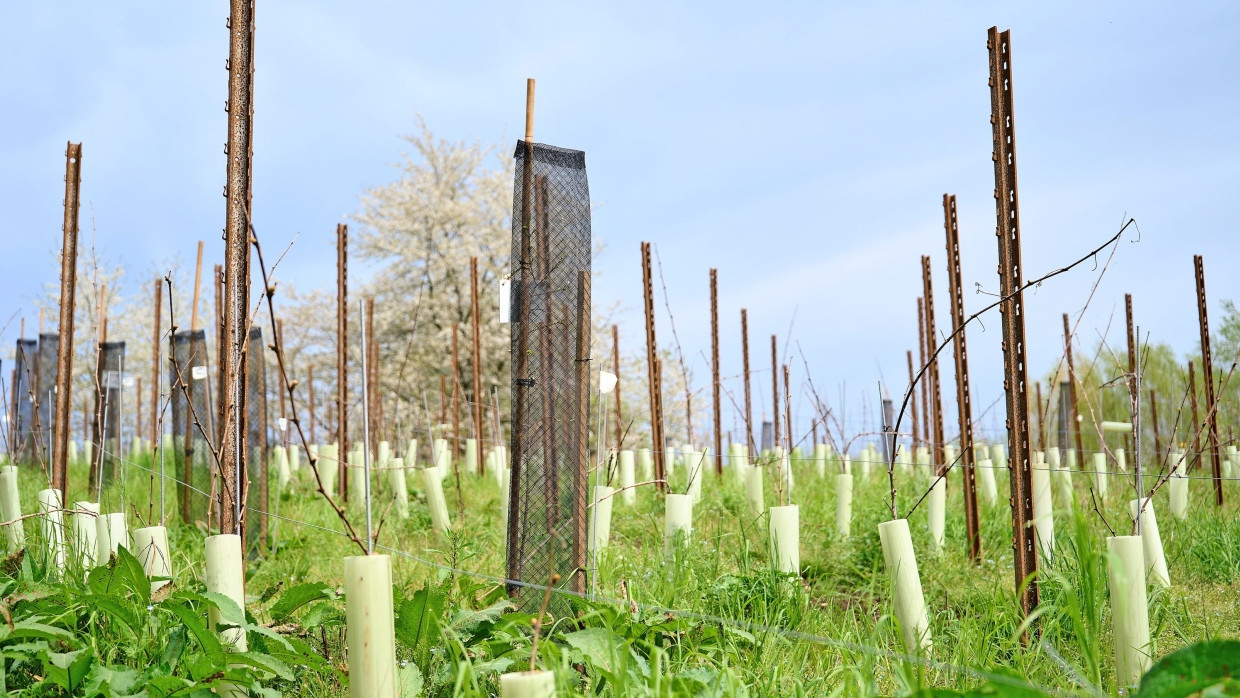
[2,450,1238,696]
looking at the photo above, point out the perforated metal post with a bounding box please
[917,298,931,458]
[943,194,981,562]
[921,257,945,475]
[221,0,255,539]
[988,25,1039,622]
[641,242,666,491]
[336,223,349,501]
[1194,255,1223,505]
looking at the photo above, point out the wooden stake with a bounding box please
[451,321,461,466]
[770,335,779,457]
[1063,313,1085,468]
[307,364,316,445]
[506,77,536,595]
[1188,361,1200,472]
[52,142,83,502]
[741,309,754,456]
[150,278,161,447]
[710,269,722,475]
[470,257,484,476]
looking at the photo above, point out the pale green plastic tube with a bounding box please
[619,450,636,506]
[664,494,693,551]
[0,465,25,550]
[976,458,998,506]
[1128,498,1169,589]
[344,554,399,697]
[204,533,248,651]
[926,478,946,555]
[500,670,555,698]
[37,489,65,571]
[1107,535,1151,686]
[744,466,765,515]
[422,467,452,533]
[879,518,931,653]
[835,473,853,539]
[72,501,100,570]
[389,458,409,519]
[96,512,128,564]
[588,485,613,559]
[1032,462,1054,558]
[132,525,172,592]
[768,504,799,574]
[1092,452,1108,497]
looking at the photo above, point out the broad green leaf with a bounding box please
[163,600,224,660]
[42,646,94,692]
[9,619,73,642]
[395,586,445,654]
[563,627,624,677]
[400,662,425,696]
[82,593,144,637]
[1137,640,1240,698]
[161,625,189,671]
[115,545,154,605]
[269,582,330,623]
[231,651,295,681]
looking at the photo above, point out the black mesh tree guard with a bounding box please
[245,325,268,555]
[170,330,212,523]
[93,341,125,490]
[506,141,592,607]
[12,339,37,465]
[36,333,59,466]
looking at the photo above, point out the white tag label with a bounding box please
[278,417,288,432]
[191,366,208,381]
[122,376,135,388]
[499,274,511,324]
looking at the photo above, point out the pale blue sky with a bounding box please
[2,2,1237,439]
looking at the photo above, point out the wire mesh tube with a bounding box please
[506,141,592,609]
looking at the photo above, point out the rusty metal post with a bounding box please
[917,298,931,458]
[470,258,484,475]
[921,257,945,475]
[1188,361,1200,471]
[710,269,722,475]
[219,0,255,539]
[336,223,349,500]
[612,325,622,448]
[571,270,592,593]
[1194,254,1223,505]
[988,25,1039,621]
[1063,313,1085,468]
[943,194,981,562]
[906,350,920,450]
[52,142,82,502]
[741,309,754,456]
[641,242,666,491]
[770,335,779,457]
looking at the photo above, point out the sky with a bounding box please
[1,1,1238,443]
